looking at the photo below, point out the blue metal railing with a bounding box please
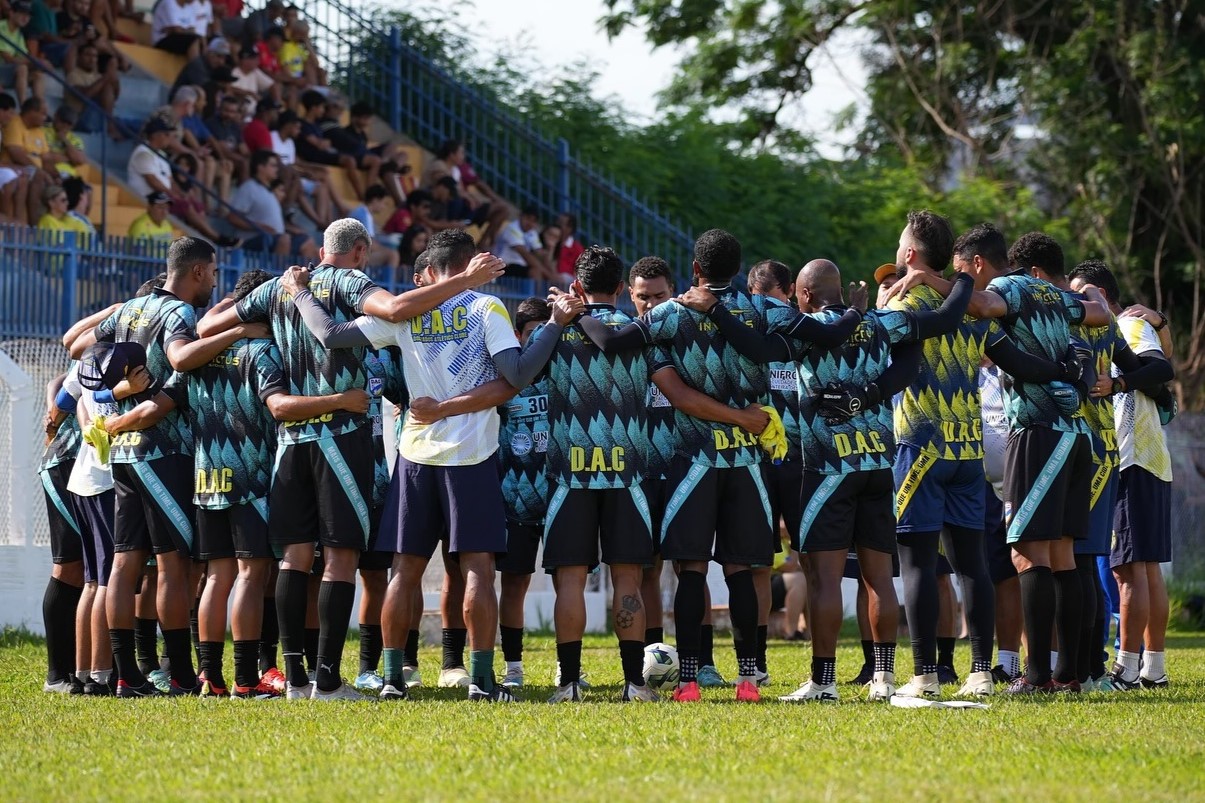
[297,0,697,282]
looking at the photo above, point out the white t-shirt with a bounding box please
[62,365,116,497]
[1113,317,1172,481]
[188,0,213,37]
[270,130,296,166]
[494,220,542,266]
[979,365,1008,498]
[127,144,172,200]
[357,289,519,466]
[152,0,194,43]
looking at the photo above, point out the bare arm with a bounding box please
[359,253,506,323]
[407,379,518,425]
[652,366,769,434]
[63,302,122,352]
[264,388,370,422]
[104,392,177,434]
[887,269,1007,319]
[196,298,244,337]
[165,323,268,372]
[1121,304,1174,358]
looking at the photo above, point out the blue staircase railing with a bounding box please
[298,0,696,282]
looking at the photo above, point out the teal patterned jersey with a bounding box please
[786,308,915,475]
[39,412,80,472]
[498,380,550,523]
[94,288,196,463]
[987,271,1089,433]
[364,347,406,508]
[636,288,769,468]
[543,304,647,489]
[235,266,380,444]
[644,344,676,480]
[188,338,285,508]
[759,297,803,461]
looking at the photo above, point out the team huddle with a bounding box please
[36,210,1177,703]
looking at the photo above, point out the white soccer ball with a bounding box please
[642,642,680,689]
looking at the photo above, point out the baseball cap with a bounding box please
[147,190,170,205]
[208,37,231,55]
[874,263,898,285]
[10,1,33,15]
[144,116,175,136]
[78,342,148,392]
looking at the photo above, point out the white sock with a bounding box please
[1050,650,1059,671]
[505,660,523,673]
[76,669,89,683]
[1140,651,1165,680]
[998,650,1020,677]
[90,669,112,684]
[1117,650,1141,679]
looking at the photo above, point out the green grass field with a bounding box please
[2,627,1204,801]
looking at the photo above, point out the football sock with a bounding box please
[110,628,145,685]
[679,653,700,684]
[1141,651,1166,681]
[756,624,768,674]
[77,669,89,683]
[860,639,874,671]
[1052,569,1082,684]
[43,577,81,684]
[163,628,197,688]
[699,624,715,668]
[674,571,706,683]
[556,641,582,685]
[873,642,896,675]
[442,627,467,670]
[316,580,355,692]
[725,570,758,679]
[468,649,494,693]
[899,532,939,676]
[1018,566,1055,685]
[258,596,279,674]
[189,598,201,667]
[135,616,160,675]
[619,639,645,686]
[404,629,420,667]
[1116,650,1140,680]
[233,640,258,689]
[943,526,995,673]
[276,569,309,687]
[812,656,836,686]
[1075,556,1099,683]
[90,668,112,685]
[500,625,524,663]
[998,650,1021,678]
[358,623,382,675]
[382,647,405,688]
[304,627,319,674]
[937,637,956,669]
[644,627,664,646]
[198,640,225,689]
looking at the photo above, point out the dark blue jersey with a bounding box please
[498,379,550,523]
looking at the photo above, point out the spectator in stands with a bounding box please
[242,96,277,152]
[270,108,340,227]
[226,148,316,258]
[0,1,43,104]
[64,39,120,136]
[540,220,562,270]
[378,148,416,211]
[278,19,321,87]
[230,44,276,120]
[170,35,231,98]
[402,187,462,233]
[190,0,218,39]
[60,174,93,233]
[347,184,400,274]
[241,0,283,44]
[325,99,397,194]
[2,96,55,224]
[554,212,585,278]
[0,92,28,222]
[43,105,86,177]
[25,0,71,67]
[421,137,506,244]
[127,190,174,242]
[204,93,248,180]
[152,0,202,58]
[495,205,558,282]
[35,182,91,237]
[156,85,219,197]
[179,85,235,200]
[257,26,303,102]
[398,224,428,274]
[212,0,242,40]
[58,0,130,75]
[296,90,364,198]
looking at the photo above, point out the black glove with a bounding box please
[816,381,882,424]
[1144,383,1179,426]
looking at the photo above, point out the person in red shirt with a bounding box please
[242,97,279,152]
[555,212,585,277]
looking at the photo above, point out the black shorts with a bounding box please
[359,506,393,571]
[497,520,541,575]
[72,491,114,585]
[40,462,82,564]
[382,453,507,559]
[982,482,1015,584]
[641,477,668,556]
[269,428,375,551]
[763,459,804,544]
[154,32,200,55]
[1110,467,1171,567]
[660,458,774,566]
[1003,428,1092,543]
[112,454,194,556]
[543,484,653,568]
[195,500,272,561]
[798,469,897,555]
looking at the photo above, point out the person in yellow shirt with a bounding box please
[127,191,174,242]
[44,106,87,178]
[36,183,91,237]
[3,96,56,223]
[278,20,323,86]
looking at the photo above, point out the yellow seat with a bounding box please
[115,17,152,47]
[115,42,186,86]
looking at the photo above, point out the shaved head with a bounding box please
[796,259,843,309]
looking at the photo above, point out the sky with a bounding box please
[418,0,869,158]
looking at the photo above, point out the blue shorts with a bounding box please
[1110,466,1171,568]
[1077,437,1119,556]
[383,454,507,559]
[893,445,985,533]
[72,490,115,586]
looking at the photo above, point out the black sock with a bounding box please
[937,637,956,668]
[699,624,715,668]
[358,623,382,675]
[725,570,758,679]
[316,580,356,692]
[198,641,225,688]
[619,639,645,685]
[1052,568,1082,684]
[258,596,278,675]
[644,626,664,646]
[42,577,81,684]
[162,628,197,688]
[304,627,319,674]
[233,640,259,689]
[812,655,836,686]
[110,628,145,685]
[943,526,995,673]
[756,624,768,674]
[404,629,420,667]
[1087,560,1107,679]
[861,639,874,669]
[556,640,582,685]
[873,642,896,675]
[900,533,940,676]
[1019,566,1055,685]
[674,571,706,682]
[1074,556,1099,682]
[500,625,523,663]
[189,599,201,667]
[442,627,467,670]
[276,569,309,687]
[135,617,160,675]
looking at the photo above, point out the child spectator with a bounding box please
[277,19,321,87]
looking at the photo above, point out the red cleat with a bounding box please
[672,681,701,702]
[735,680,761,702]
[260,667,286,694]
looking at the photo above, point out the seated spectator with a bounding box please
[347,184,400,273]
[204,93,248,180]
[43,105,86,177]
[2,96,55,223]
[26,0,71,68]
[278,19,322,87]
[214,0,246,39]
[230,44,276,121]
[242,96,276,151]
[325,99,398,193]
[0,2,43,103]
[270,108,341,226]
[0,92,28,222]
[127,190,174,242]
[156,85,218,195]
[60,174,94,234]
[398,224,427,274]
[494,205,558,282]
[421,137,506,243]
[296,90,363,197]
[64,39,121,135]
[257,26,304,102]
[151,0,202,58]
[170,35,230,98]
[431,176,489,228]
[241,0,283,44]
[403,187,462,233]
[555,212,585,278]
[225,148,316,258]
[179,85,235,199]
[188,0,217,40]
[540,221,562,266]
[36,182,91,237]
[378,148,417,209]
[58,0,130,74]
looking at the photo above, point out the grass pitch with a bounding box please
[2,628,1203,801]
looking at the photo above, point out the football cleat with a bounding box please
[696,665,727,688]
[1108,664,1142,691]
[1002,677,1054,695]
[1140,674,1169,689]
[116,679,164,698]
[548,682,583,703]
[312,680,373,701]
[438,666,471,688]
[147,668,171,694]
[554,664,591,688]
[622,682,659,702]
[42,679,73,694]
[671,681,701,702]
[1088,674,1114,693]
[285,681,315,700]
[260,667,287,694]
[470,683,518,702]
[198,675,229,698]
[231,681,280,699]
[734,680,761,702]
[353,671,384,693]
[168,680,201,696]
[895,673,940,699]
[501,665,525,689]
[779,680,839,703]
[402,665,422,689]
[867,671,896,701]
[990,664,1019,685]
[956,670,995,697]
[755,669,771,687]
[379,683,409,701]
[1050,679,1081,694]
[83,679,113,696]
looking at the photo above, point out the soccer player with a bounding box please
[1066,261,1177,689]
[69,237,266,697]
[284,229,572,701]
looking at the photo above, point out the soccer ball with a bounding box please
[642,643,680,689]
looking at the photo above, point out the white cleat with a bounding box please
[547,682,584,703]
[402,665,422,689]
[896,672,941,699]
[438,667,471,688]
[470,683,519,702]
[778,680,839,703]
[867,671,896,701]
[42,679,73,694]
[622,682,660,702]
[286,681,315,700]
[311,679,372,701]
[501,665,525,689]
[956,670,995,697]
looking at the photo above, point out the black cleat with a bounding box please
[116,679,164,698]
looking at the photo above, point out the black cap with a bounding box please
[10,1,33,14]
[238,46,259,59]
[209,66,236,83]
[78,342,148,392]
[255,97,281,114]
[144,116,175,135]
[147,190,170,205]
[276,109,299,127]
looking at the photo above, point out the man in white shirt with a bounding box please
[126,117,175,199]
[152,0,202,58]
[494,205,558,283]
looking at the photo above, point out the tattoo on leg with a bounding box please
[615,610,634,630]
[622,594,642,613]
